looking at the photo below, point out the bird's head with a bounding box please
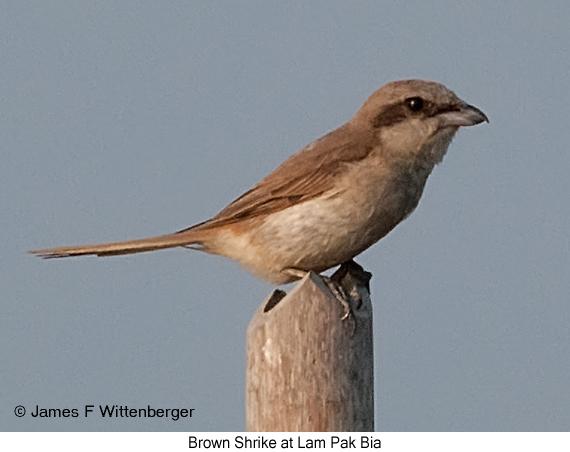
[351,79,488,165]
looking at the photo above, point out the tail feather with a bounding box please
[29,231,205,259]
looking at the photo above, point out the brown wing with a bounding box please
[184,123,378,232]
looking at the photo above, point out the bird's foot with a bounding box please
[322,276,352,320]
[283,260,372,323]
[321,260,372,323]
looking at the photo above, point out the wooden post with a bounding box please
[246,261,374,432]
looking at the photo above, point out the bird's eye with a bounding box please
[406,97,424,112]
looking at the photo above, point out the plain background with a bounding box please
[2,1,569,431]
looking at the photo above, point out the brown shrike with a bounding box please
[30,80,488,284]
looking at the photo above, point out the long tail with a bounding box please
[29,229,207,259]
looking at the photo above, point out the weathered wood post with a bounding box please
[246,261,374,431]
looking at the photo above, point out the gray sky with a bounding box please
[2,1,569,431]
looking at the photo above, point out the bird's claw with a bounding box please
[322,276,353,320]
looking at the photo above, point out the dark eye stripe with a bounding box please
[434,104,461,116]
[371,103,409,128]
[371,100,459,128]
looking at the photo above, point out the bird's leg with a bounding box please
[321,275,352,320]
[329,260,373,319]
[283,261,371,321]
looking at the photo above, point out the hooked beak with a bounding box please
[438,103,489,128]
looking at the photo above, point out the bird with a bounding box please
[30,79,488,285]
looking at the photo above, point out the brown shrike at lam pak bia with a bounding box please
[31,80,488,286]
